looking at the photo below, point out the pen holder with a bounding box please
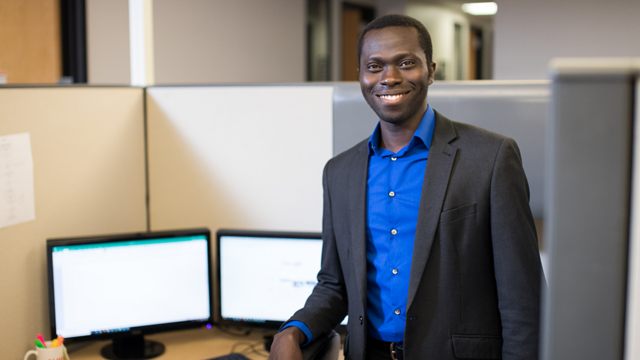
[24,341,68,360]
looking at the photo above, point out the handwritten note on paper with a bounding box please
[0,133,35,229]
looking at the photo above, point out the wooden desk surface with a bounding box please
[67,327,277,360]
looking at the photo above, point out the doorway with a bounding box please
[341,3,375,81]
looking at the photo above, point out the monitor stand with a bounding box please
[101,334,165,360]
[264,335,274,352]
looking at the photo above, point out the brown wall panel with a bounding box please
[0,0,61,83]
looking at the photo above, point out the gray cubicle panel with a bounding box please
[333,81,549,218]
[0,86,147,360]
[541,59,638,360]
[626,74,640,360]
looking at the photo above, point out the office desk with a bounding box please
[68,327,275,360]
[68,327,345,360]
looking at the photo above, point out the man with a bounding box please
[270,14,542,360]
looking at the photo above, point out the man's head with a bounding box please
[358,14,436,126]
[357,14,433,68]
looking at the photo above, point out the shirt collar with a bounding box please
[368,105,436,156]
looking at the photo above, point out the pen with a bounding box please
[35,339,46,348]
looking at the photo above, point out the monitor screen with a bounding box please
[47,228,212,358]
[217,229,347,328]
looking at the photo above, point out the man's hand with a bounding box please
[268,326,307,360]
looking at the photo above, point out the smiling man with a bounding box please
[270,14,542,360]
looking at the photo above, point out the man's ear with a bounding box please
[428,62,436,85]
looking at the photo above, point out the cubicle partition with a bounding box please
[146,81,549,234]
[0,81,554,360]
[333,81,549,219]
[627,72,640,360]
[0,87,147,360]
[145,85,334,234]
[541,59,640,360]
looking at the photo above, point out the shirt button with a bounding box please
[389,191,395,197]
[391,157,397,161]
[391,229,397,235]
[394,309,401,315]
[392,268,398,275]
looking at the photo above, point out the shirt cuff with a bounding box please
[280,321,312,346]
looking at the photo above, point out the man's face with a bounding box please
[359,26,435,126]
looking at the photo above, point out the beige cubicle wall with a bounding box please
[146,86,334,234]
[0,87,148,360]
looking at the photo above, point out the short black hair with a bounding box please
[357,14,433,67]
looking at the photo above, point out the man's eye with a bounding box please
[367,64,381,71]
[400,60,415,67]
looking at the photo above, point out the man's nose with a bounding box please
[380,66,402,86]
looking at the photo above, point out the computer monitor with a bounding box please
[47,228,213,359]
[216,229,347,330]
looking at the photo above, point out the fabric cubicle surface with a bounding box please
[333,80,549,219]
[0,87,147,360]
[145,85,334,234]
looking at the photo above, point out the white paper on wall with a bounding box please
[0,132,35,229]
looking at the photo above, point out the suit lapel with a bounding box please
[349,142,370,312]
[406,112,458,311]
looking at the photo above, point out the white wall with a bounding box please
[152,0,305,84]
[377,0,406,16]
[86,0,130,84]
[494,0,640,80]
[406,4,470,80]
[87,0,640,83]
[86,0,306,85]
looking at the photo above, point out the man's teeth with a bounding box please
[379,94,403,100]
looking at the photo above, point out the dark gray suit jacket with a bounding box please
[288,111,542,360]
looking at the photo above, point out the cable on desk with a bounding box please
[230,341,257,353]
[217,324,252,336]
[231,340,269,358]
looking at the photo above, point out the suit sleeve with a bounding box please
[283,161,349,339]
[490,137,544,360]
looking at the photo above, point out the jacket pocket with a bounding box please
[452,334,502,359]
[440,203,477,223]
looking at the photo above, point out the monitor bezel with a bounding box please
[216,229,326,329]
[46,227,214,344]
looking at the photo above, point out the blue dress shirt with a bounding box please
[366,106,435,342]
[283,106,435,345]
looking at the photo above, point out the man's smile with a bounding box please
[376,91,410,103]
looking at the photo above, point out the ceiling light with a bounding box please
[461,2,498,16]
